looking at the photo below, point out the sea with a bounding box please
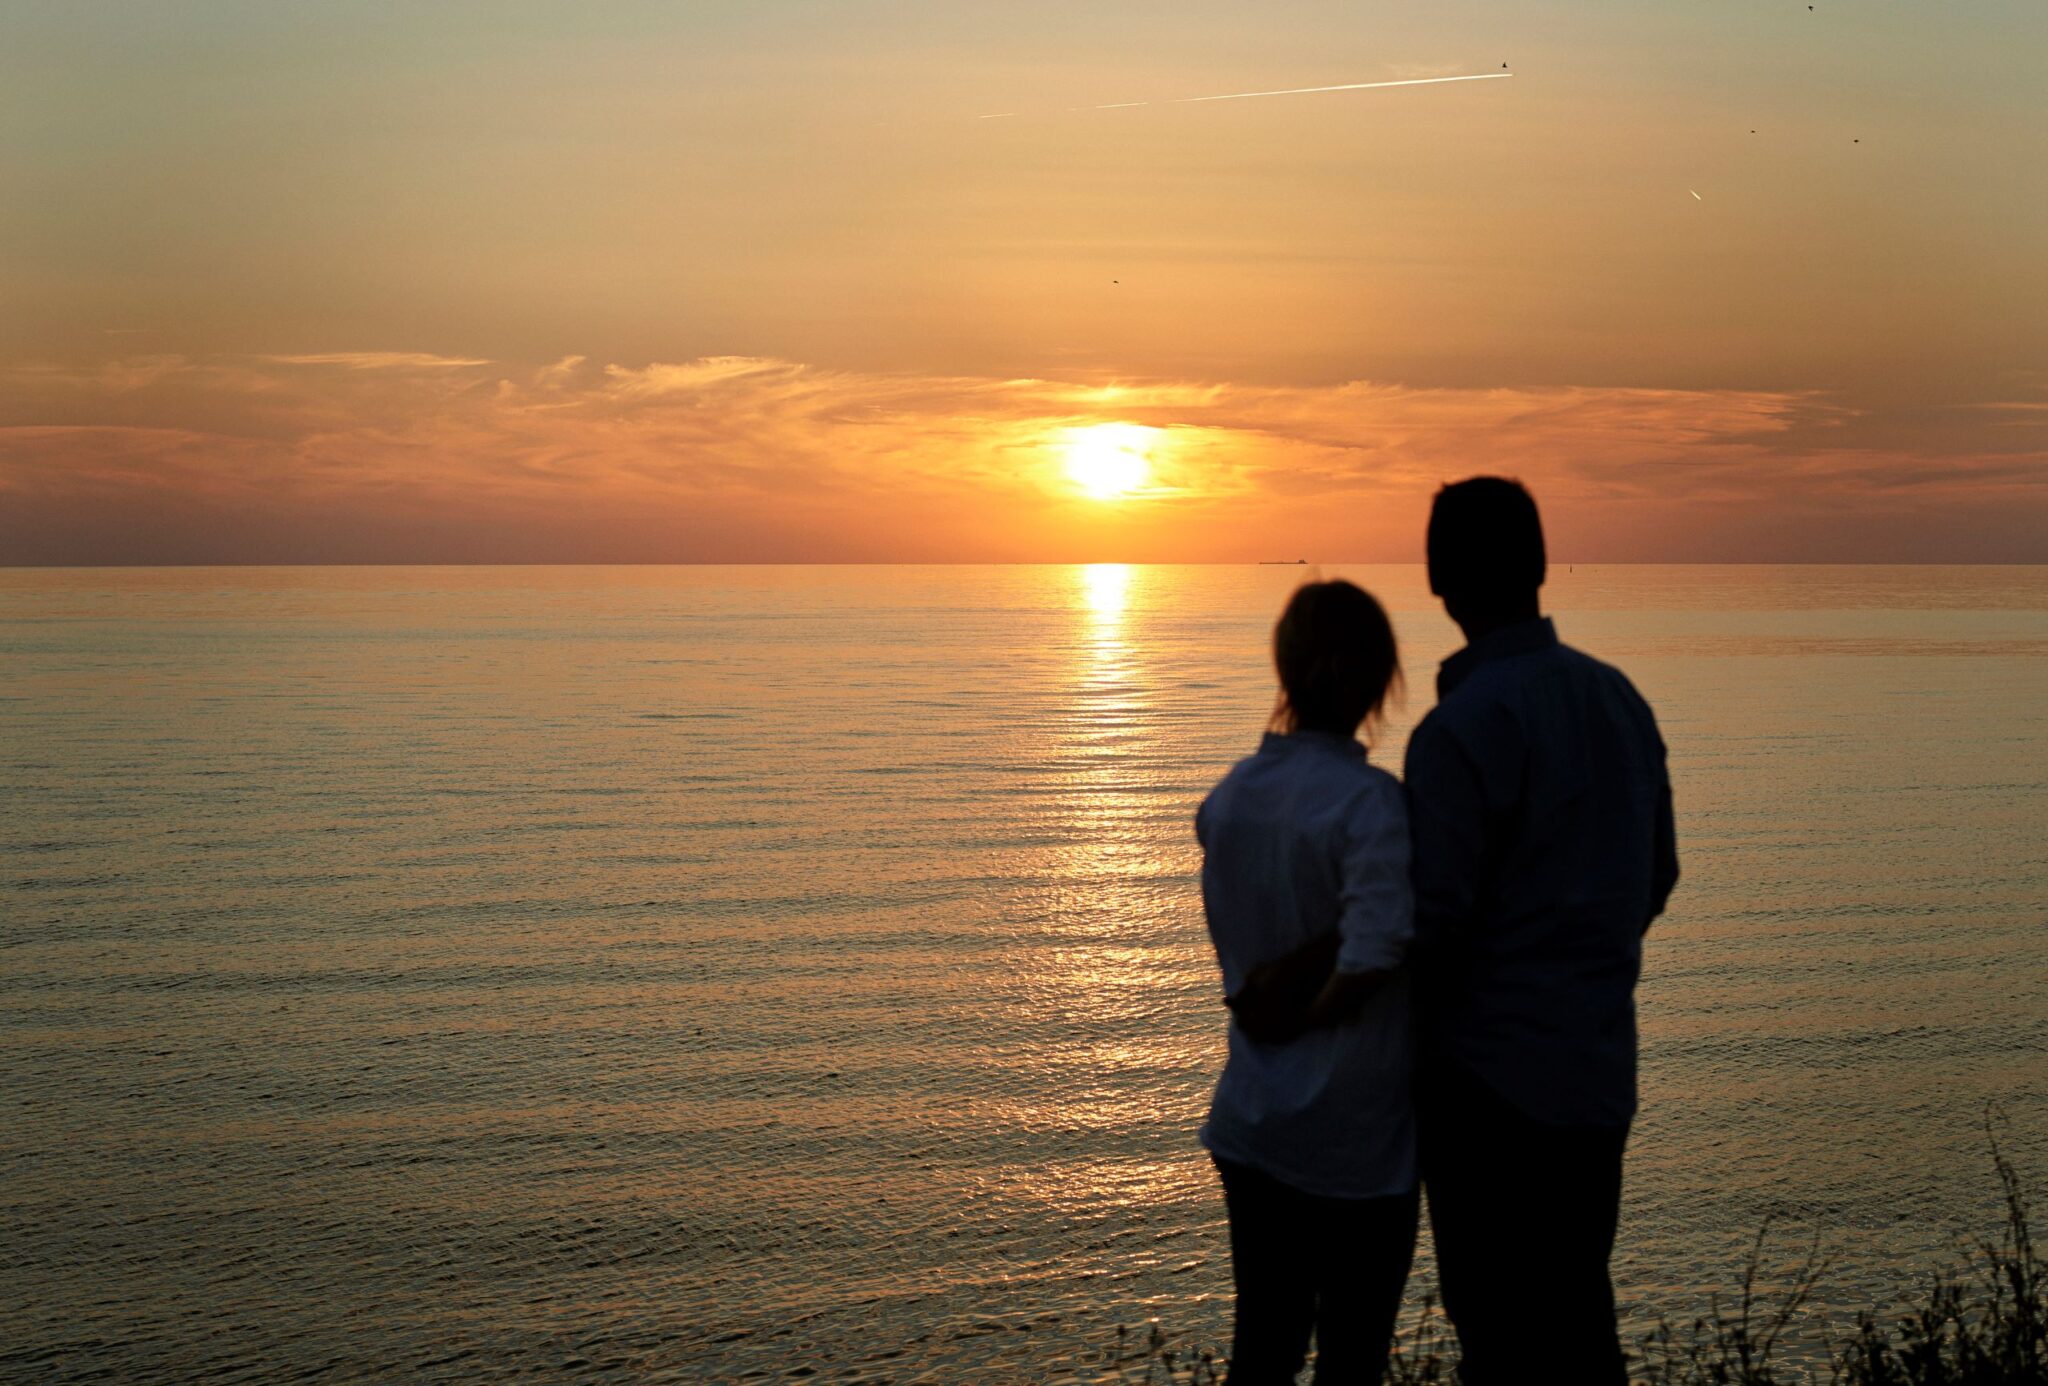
[3,564,2044,1383]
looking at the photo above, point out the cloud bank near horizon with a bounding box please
[2,352,2043,564]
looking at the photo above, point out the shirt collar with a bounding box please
[1437,616,1559,697]
[1260,728,1368,761]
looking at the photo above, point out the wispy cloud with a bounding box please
[260,352,493,370]
[1,352,2042,563]
[1968,401,2048,427]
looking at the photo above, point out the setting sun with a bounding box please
[1062,423,1157,500]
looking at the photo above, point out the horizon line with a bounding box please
[4,559,2043,571]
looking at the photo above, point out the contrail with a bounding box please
[1163,72,1511,106]
[1061,70,1511,114]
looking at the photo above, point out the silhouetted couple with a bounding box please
[1196,478,1679,1384]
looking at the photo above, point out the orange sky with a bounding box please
[3,2,2045,562]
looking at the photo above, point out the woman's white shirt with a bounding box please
[1196,730,1416,1200]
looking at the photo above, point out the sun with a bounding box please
[1062,423,1157,500]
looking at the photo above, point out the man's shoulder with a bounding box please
[1416,654,1531,734]
[1555,639,1625,678]
[1415,642,1656,748]
[1455,639,1647,704]
[1555,642,1660,716]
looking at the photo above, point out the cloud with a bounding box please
[1970,401,2048,427]
[533,355,590,390]
[0,352,2042,563]
[259,352,493,370]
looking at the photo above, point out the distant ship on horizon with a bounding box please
[1258,558,1309,565]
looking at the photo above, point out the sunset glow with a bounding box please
[0,4,2043,563]
[1063,424,1157,501]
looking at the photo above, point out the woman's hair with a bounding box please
[1269,580,1402,740]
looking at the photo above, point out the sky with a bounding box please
[3,0,2045,563]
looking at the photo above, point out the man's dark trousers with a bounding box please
[1419,1062,1629,1386]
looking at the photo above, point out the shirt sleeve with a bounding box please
[1334,777,1415,975]
[1649,749,1679,929]
[1403,716,1488,958]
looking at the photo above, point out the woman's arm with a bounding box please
[1230,945,1397,1042]
[1301,964,1396,1031]
[1227,932,1338,1043]
[1229,777,1413,1042]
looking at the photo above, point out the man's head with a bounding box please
[1426,477,1546,634]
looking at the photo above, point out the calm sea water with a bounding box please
[3,564,2045,1382]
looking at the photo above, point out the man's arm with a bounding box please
[1403,717,1489,963]
[1647,759,1678,931]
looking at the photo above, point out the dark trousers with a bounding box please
[1211,1154,1419,1385]
[1418,1063,1629,1386]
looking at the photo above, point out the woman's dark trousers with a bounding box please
[1212,1155,1419,1385]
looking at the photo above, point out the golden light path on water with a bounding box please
[1014,563,1208,1227]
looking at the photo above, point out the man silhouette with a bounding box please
[1405,478,1677,1384]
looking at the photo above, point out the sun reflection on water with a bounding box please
[1045,564,1193,942]
[1001,564,1216,1229]
[1079,562,1131,619]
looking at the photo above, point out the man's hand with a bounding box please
[1227,933,1340,1044]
